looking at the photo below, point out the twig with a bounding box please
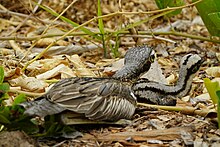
[83,126,194,141]
[1,29,219,44]
[0,10,68,26]
[122,34,176,43]
[96,0,202,18]
[143,31,220,44]
[138,102,216,117]
[9,87,44,97]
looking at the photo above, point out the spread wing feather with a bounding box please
[22,77,136,121]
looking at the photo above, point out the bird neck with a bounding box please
[134,66,195,96]
[113,65,144,81]
[172,67,195,97]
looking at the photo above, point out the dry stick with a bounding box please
[0,30,219,44]
[0,10,68,26]
[140,31,220,43]
[82,126,194,142]
[9,87,44,97]
[95,0,202,19]
[121,31,220,44]
[1,30,220,44]
[122,34,176,43]
[138,103,215,117]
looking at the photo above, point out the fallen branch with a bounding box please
[82,126,194,142]
[138,103,217,118]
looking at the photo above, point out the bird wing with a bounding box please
[46,77,136,121]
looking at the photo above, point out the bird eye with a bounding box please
[149,55,155,62]
[191,65,199,73]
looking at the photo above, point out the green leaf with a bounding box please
[216,90,220,128]
[0,113,10,124]
[97,0,104,35]
[12,94,26,106]
[0,93,9,104]
[97,0,107,57]
[0,83,10,92]
[0,83,10,101]
[0,106,11,124]
[155,0,185,17]
[6,116,39,134]
[193,0,220,36]
[204,78,220,104]
[0,66,4,84]
[208,12,220,30]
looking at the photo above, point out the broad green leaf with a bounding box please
[193,0,220,36]
[208,12,220,30]
[204,78,220,104]
[215,90,220,128]
[0,66,4,84]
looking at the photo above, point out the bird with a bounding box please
[132,54,204,106]
[20,46,155,121]
[113,46,155,82]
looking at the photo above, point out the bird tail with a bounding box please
[19,98,65,118]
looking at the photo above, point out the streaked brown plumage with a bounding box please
[21,77,136,121]
[20,46,154,121]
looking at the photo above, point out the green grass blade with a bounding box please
[97,0,105,35]
[110,35,120,57]
[216,90,220,128]
[97,0,107,57]
[204,78,220,104]
[12,94,26,106]
[193,0,220,36]
[0,66,4,84]
[37,4,102,40]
